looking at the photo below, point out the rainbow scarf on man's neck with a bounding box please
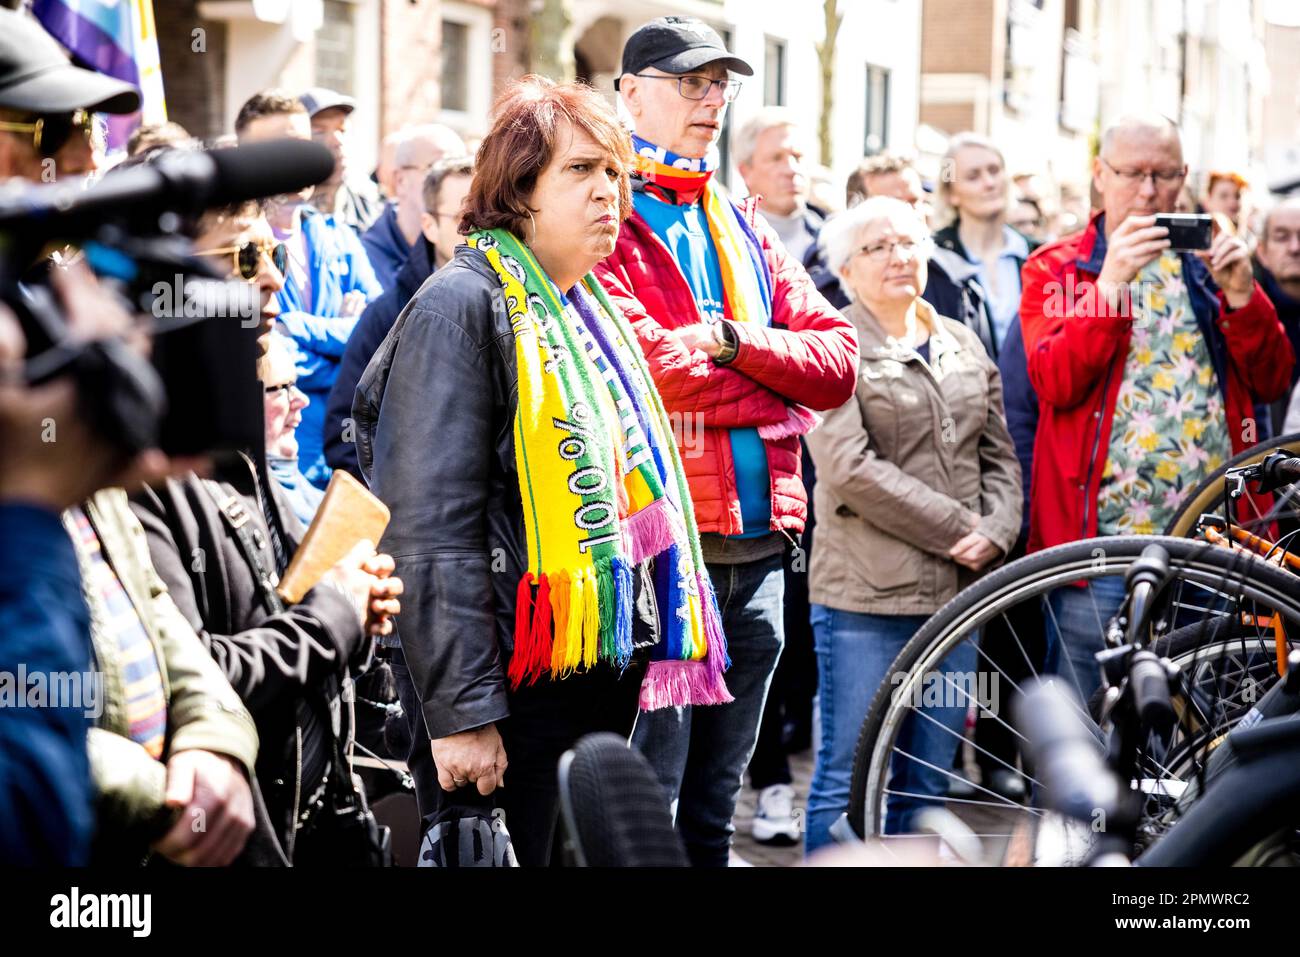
[630,134,773,328]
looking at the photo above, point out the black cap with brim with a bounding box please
[649,49,753,78]
[0,10,140,114]
[615,15,753,91]
[0,65,140,115]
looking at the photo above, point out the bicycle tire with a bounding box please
[846,535,1300,846]
[1163,431,1300,537]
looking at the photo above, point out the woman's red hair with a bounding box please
[460,75,633,238]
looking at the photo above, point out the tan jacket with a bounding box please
[67,489,258,859]
[807,300,1022,615]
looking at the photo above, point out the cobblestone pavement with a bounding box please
[730,747,814,867]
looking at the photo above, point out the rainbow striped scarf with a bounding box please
[467,228,731,709]
[631,134,774,328]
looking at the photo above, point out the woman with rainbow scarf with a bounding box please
[357,76,729,867]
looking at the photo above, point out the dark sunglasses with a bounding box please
[0,109,97,157]
[194,238,288,281]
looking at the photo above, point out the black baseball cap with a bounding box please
[0,8,140,115]
[615,16,753,91]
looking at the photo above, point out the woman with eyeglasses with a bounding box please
[803,197,1022,852]
[260,333,321,527]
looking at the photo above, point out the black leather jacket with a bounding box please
[355,245,522,741]
[355,245,659,742]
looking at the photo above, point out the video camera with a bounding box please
[0,138,335,460]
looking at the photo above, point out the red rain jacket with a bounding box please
[1020,213,1294,551]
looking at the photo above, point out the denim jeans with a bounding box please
[632,553,785,867]
[1044,576,1128,704]
[805,604,977,853]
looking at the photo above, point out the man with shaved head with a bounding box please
[1254,196,1300,433]
[360,124,466,289]
[1020,113,1293,698]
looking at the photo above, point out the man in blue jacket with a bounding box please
[326,156,473,479]
[360,124,465,290]
[235,89,382,489]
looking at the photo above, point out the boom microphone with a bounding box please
[0,138,335,244]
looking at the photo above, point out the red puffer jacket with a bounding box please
[1020,212,1294,552]
[594,198,859,537]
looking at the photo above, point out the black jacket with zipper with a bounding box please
[130,452,366,863]
[354,243,658,745]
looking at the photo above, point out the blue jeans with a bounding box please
[805,605,977,853]
[1044,576,1128,704]
[631,554,785,867]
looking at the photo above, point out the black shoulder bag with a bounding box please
[210,485,392,867]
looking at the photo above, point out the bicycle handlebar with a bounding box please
[1259,452,1300,491]
[1226,450,1300,495]
[1015,681,1123,826]
[1123,543,1171,648]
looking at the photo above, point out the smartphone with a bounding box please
[1154,213,1213,252]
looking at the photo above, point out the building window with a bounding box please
[441,19,470,113]
[864,64,890,155]
[764,36,786,106]
[315,0,356,96]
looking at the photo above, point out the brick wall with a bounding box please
[379,0,442,135]
[920,0,996,78]
[491,0,531,97]
[920,102,975,136]
[377,0,529,137]
[155,0,227,141]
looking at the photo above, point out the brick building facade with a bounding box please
[154,0,529,167]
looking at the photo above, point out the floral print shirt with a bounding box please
[1096,254,1231,535]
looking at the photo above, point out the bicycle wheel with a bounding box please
[845,535,1300,864]
[1163,432,1300,538]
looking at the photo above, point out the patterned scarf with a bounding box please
[631,134,775,327]
[629,134,821,443]
[467,228,731,709]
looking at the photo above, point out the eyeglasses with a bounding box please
[194,239,288,281]
[0,109,98,157]
[857,239,925,262]
[633,74,742,103]
[264,381,301,397]
[1100,157,1186,186]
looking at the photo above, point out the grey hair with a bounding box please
[734,107,808,168]
[817,196,931,302]
[1260,195,1300,243]
[1099,112,1181,160]
[394,124,468,168]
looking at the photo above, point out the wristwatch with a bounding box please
[712,321,738,364]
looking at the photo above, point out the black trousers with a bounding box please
[392,647,644,867]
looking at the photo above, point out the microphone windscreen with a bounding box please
[206,139,336,205]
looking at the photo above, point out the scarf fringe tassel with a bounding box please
[638,660,734,710]
[624,497,683,564]
[757,404,822,441]
[510,561,639,688]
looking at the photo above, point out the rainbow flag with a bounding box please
[31,0,167,150]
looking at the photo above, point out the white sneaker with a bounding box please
[751,784,801,845]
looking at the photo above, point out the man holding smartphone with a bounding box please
[1019,113,1294,699]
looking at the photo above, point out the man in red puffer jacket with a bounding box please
[595,16,857,867]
